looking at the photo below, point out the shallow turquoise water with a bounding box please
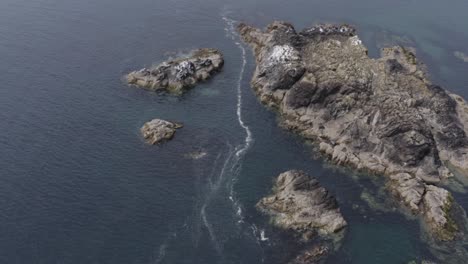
[1,0,468,263]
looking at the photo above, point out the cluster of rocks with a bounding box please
[140,119,182,145]
[126,48,224,94]
[238,21,468,241]
[258,170,346,263]
[132,49,224,146]
[125,21,468,263]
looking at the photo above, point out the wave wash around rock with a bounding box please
[237,21,468,242]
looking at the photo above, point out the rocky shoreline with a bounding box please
[126,48,224,94]
[238,21,468,241]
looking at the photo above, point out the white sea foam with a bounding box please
[249,224,269,242]
[222,16,253,158]
[199,144,234,257]
[194,14,255,256]
[260,229,269,241]
[192,151,223,249]
[209,144,235,190]
[201,204,223,255]
[152,231,178,264]
[221,16,254,226]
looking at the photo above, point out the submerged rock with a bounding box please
[238,21,468,241]
[258,170,347,238]
[185,150,208,160]
[289,245,329,264]
[126,48,224,94]
[140,119,182,145]
[454,51,468,63]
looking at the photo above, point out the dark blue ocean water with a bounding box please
[1,0,468,263]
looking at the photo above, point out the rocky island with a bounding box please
[126,48,224,94]
[141,119,182,145]
[258,170,346,263]
[238,22,468,242]
[258,170,347,238]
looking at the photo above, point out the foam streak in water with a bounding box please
[201,204,223,256]
[199,144,235,258]
[194,15,255,258]
[192,151,223,249]
[222,16,253,158]
[221,16,255,226]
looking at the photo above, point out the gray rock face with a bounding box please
[140,119,182,145]
[258,170,347,238]
[126,48,223,94]
[239,21,468,241]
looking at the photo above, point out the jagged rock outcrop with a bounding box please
[126,48,223,94]
[258,170,347,238]
[140,119,182,145]
[238,21,468,241]
[258,170,346,264]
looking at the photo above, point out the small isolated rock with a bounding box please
[257,170,347,237]
[141,119,182,145]
[126,48,224,94]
